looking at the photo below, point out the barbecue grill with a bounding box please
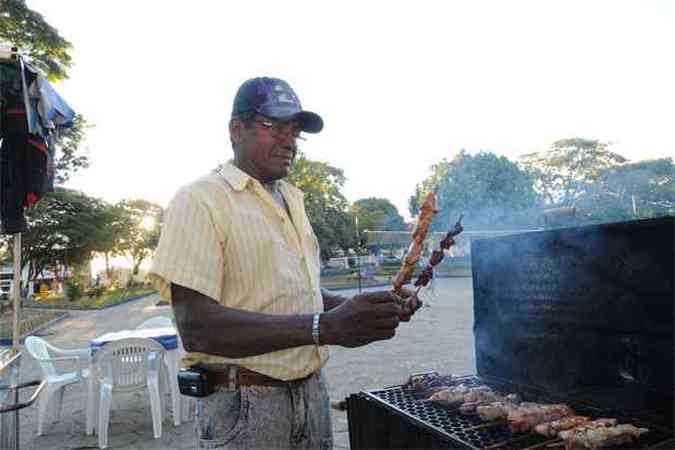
[347,216,674,450]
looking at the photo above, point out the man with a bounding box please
[150,77,417,449]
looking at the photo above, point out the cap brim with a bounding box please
[286,111,324,134]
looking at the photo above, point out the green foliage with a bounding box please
[575,158,675,224]
[410,150,543,230]
[0,0,73,81]
[287,152,356,261]
[64,279,82,301]
[0,2,90,182]
[519,138,627,207]
[54,115,91,184]
[86,285,107,299]
[3,188,113,281]
[112,199,163,275]
[352,198,406,238]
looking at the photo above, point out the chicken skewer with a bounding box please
[413,214,464,291]
[424,384,649,450]
[430,387,574,434]
[392,192,437,297]
[559,422,648,450]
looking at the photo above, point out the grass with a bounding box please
[22,287,156,310]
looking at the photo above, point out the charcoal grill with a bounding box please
[347,217,674,450]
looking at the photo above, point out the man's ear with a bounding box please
[229,119,243,145]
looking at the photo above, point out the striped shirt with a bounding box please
[149,161,328,380]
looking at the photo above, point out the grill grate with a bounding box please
[358,376,673,450]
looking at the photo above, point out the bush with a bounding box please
[64,280,83,301]
[78,297,95,308]
[87,285,107,298]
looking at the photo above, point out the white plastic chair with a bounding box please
[135,316,183,426]
[175,333,195,423]
[136,316,173,330]
[87,337,166,449]
[24,336,90,436]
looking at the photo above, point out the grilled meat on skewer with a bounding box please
[556,419,618,441]
[427,384,492,406]
[460,394,521,415]
[476,400,521,421]
[534,416,591,438]
[561,423,648,450]
[429,249,445,265]
[414,266,434,287]
[392,193,437,295]
[413,215,464,288]
[507,403,575,433]
[428,385,519,410]
[440,214,464,249]
[402,373,455,394]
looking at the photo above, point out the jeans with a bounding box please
[195,370,333,450]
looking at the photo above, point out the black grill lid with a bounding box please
[471,216,674,426]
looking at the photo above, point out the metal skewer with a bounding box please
[464,421,503,432]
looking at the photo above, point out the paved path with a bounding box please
[10,277,475,449]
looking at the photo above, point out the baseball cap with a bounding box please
[231,77,324,133]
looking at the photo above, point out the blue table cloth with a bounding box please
[90,327,178,355]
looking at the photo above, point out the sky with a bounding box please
[25,0,675,221]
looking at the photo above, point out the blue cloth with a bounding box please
[90,328,179,355]
[19,58,75,137]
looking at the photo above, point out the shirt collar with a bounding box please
[218,161,252,191]
[218,161,287,194]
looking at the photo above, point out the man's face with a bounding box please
[231,115,301,182]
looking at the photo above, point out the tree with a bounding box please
[519,138,627,207]
[287,152,356,261]
[410,150,542,230]
[54,114,91,184]
[113,199,163,276]
[0,0,73,81]
[91,201,128,280]
[576,158,675,223]
[1,1,90,182]
[2,188,111,283]
[352,198,406,235]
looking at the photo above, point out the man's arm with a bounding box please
[171,283,403,357]
[172,284,314,358]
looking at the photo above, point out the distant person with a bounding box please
[150,77,420,449]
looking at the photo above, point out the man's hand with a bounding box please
[320,291,402,348]
[394,287,423,322]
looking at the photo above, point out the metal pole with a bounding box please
[11,233,21,353]
[355,216,362,293]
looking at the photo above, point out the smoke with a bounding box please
[471,216,674,404]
